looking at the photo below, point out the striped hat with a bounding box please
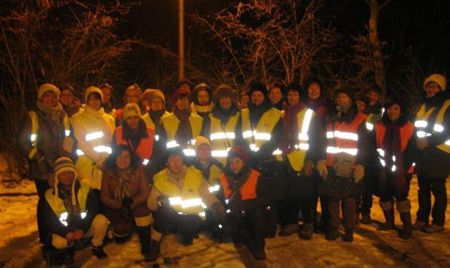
[54,156,77,181]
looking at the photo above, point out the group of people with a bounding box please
[18,74,449,265]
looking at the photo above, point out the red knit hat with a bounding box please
[171,87,191,103]
[227,145,251,164]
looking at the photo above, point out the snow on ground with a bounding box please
[0,178,449,268]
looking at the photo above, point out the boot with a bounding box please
[325,227,340,241]
[378,210,395,230]
[342,228,353,242]
[299,223,314,240]
[361,213,372,224]
[279,223,300,236]
[136,225,152,259]
[92,246,108,259]
[399,212,412,239]
[148,239,161,261]
[379,200,395,230]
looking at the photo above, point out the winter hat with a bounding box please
[150,89,166,104]
[38,83,60,100]
[123,103,141,119]
[195,136,211,150]
[334,87,354,101]
[284,82,301,96]
[53,156,78,205]
[165,147,185,164]
[60,84,75,95]
[214,84,236,102]
[355,93,369,105]
[125,83,143,98]
[84,86,104,103]
[171,87,191,103]
[194,82,211,92]
[142,89,156,101]
[227,145,251,165]
[423,73,447,91]
[248,81,268,98]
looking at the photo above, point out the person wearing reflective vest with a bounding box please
[147,148,225,260]
[218,145,268,260]
[316,88,368,242]
[101,146,154,260]
[71,86,115,192]
[43,156,108,264]
[413,73,450,233]
[18,83,74,244]
[141,89,171,177]
[240,81,283,238]
[99,82,116,117]
[372,99,416,239]
[305,78,331,233]
[113,103,155,182]
[160,87,203,159]
[114,83,144,126]
[202,84,243,165]
[278,84,319,239]
[191,82,213,118]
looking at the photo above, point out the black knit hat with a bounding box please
[248,81,268,97]
[214,84,236,102]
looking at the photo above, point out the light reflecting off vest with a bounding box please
[169,197,206,209]
[226,209,231,214]
[301,109,314,135]
[183,149,196,156]
[326,146,358,156]
[379,157,386,167]
[225,199,229,204]
[76,145,112,156]
[243,130,271,141]
[65,130,71,137]
[377,148,385,157]
[326,131,358,141]
[366,122,374,131]
[414,120,428,128]
[272,148,282,155]
[295,143,310,150]
[298,133,309,141]
[169,197,182,205]
[154,135,160,141]
[446,140,450,145]
[198,211,206,218]
[249,143,259,152]
[391,165,397,172]
[59,212,69,226]
[30,134,37,142]
[166,140,180,148]
[208,184,220,193]
[416,130,431,138]
[85,131,104,141]
[412,162,416,167]
[392,155,396,162]
[81,211,87,219]
[142,159,150,166]
[210,132,236,141]
[433,124,444,132]
[211,150,229,157]
[188,139,196,145]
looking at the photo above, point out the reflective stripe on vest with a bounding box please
[141,111,171,130]
[28,111,71,159]
[44,184,90,226]
[154,167,205,217]
[219,169,260,201]
[415,100,450,153]
[76,130,112,156]
[241,108,281,152]
[326,112,366,166]
[115,126,154,165]
[287,108,315,171]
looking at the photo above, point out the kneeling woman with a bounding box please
[101,146,153,260]
[219,145,268,260]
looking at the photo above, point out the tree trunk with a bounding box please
[368,0,386,99]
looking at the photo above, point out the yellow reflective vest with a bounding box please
[241,107,281,152]
[45,184,90,226]
[153,166,206,217]
[415,100,450,153]
[286,108,315,172]
[161,112,203,156]
[208,112,240,164]
[141,111,171,130]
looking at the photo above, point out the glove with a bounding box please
[122,196,133,208]
[416,138,428,150]
[62,137,74,153]
[316,160,328,178]
[353,164,365,183]
[211,202,226,221]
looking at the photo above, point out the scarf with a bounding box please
[281,102,305,153]
[149,110,165,124]
[248,99,271,126]
[37,101,65,123]
[122,120,148,150]
[58,182,81,215]
[192,103,213,115]
[113,167,134,200]
[173,107,192,146]
[212,105,238,125]
[224,166,251,213]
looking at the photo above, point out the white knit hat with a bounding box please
[195,136,211,150]
[38,83,60,100]
[123,103,142,119]
[53,156,78,204]
[84,86,104,103]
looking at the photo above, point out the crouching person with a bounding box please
[101,146,153,260]
[147,147,225,260]
[219,145,268,260]
[43,156,108,265]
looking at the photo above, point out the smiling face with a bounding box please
[269,87,283,104]
[58,170,75,186]
[387,104,402,122]
[251,91,265,106]
[126,88,140,104]
[167,154,184,174]
[308,83,321,101]
[41,91,59,109]
[424,82,441,98]
[175,95,190,111]
[116,150,131,170]
[336,92,352,109]
[229,157,245,174]
[87,93,102,110]
[287,90,300,106]
[150,97,164,112]
[197,89,210,105]
[60,89,74,106]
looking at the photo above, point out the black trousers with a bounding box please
[153,206,203,240]
[225,206,266,250]
[417,176,447,226]
[35,179,50,243]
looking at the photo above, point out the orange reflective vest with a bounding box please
[326,112,366,166]
[219,169,260,201]
[115,126,154,164]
